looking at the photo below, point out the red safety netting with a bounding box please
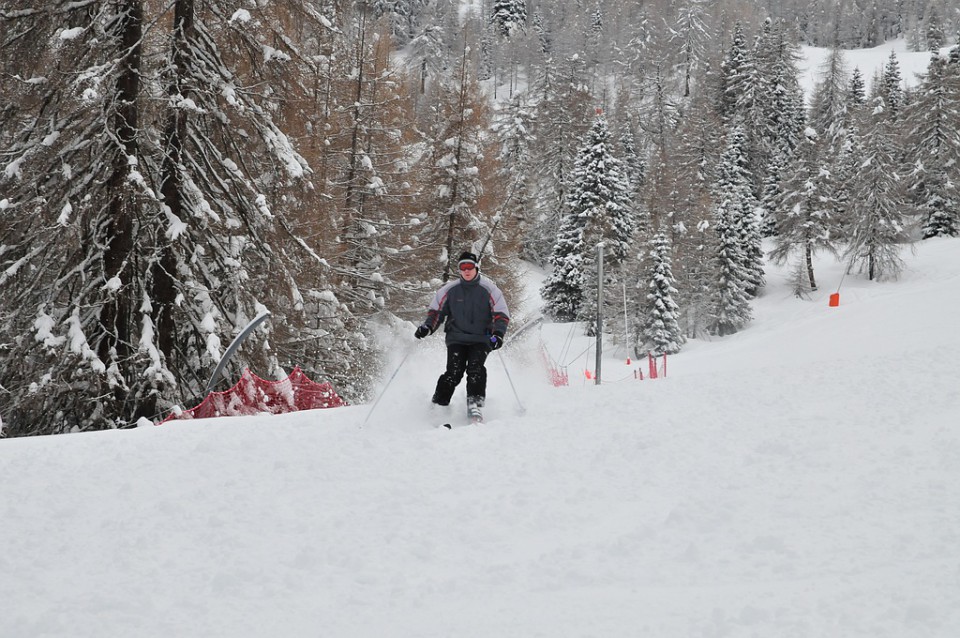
[539,340,569,387]
[159,366,346,424]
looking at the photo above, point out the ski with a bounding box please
[439,420,478,429]
[437,399,483,429]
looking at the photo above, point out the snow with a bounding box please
[2,37,960,638]
[58,27,84,41]
[798,39,952,105]
[2,238,959,637]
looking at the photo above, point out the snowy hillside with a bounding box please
[798,39,953,101]
[2,237,959,637]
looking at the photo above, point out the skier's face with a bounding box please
[459,263,478,281]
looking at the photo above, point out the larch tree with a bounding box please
[903,52,960,238]
[670,0,713,98]
[769,127,840,293]
[418,32,500,282]
[808,47,850,142]
[323,10,422,317]
[845,99,910,281]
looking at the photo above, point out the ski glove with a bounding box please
[414,325,430,339]
[488,333,504,351]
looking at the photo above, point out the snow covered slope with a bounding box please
[2,238,959,637]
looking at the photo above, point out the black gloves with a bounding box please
[414,325,430,339]
[488,333,504,351]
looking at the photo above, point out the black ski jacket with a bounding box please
[422,274,510,346]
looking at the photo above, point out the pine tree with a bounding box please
[492,0,527,38]
[754,21,806,232]
[636,231,685,356]
[877,51,905,120]
[787,255,815,299]
[541,220,587,322]
[569,114,636,267]
[760,150,789,236]
[713,126,765,297]
[531,10,550,54]
[371,0,430,44]
[925,6,945,51]
[708,194,753,336]
[619,126,647,200]
[541,113,634,322]
[493,92,540,261]
[717,22,756,125]
[849,67,867,109]
[619,126,649,235]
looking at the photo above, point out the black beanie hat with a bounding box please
[457,251,479,268]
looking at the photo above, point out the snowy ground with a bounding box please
[2,238,959,637]
[798,38,953,103]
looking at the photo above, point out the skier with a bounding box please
[414,251,510,421]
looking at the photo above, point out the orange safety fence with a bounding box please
[159,366,345,424]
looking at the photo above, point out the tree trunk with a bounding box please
[154,0,195,380]
[99,0,143,401]
[805,242,817,290]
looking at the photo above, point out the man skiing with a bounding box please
[414,251,510,422]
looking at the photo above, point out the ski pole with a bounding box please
[361,349,412,427]
[497,351,526,415]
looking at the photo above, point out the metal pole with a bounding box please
[623,281,630,356]
[596,242,604,385]
[361,349,412,427]
[205,310,272,396]
[497,352,526,414]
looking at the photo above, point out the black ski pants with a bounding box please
[432,342,489,406]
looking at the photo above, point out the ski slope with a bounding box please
[2,238,959,637]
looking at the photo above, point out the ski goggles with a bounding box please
[458,263,477,272]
